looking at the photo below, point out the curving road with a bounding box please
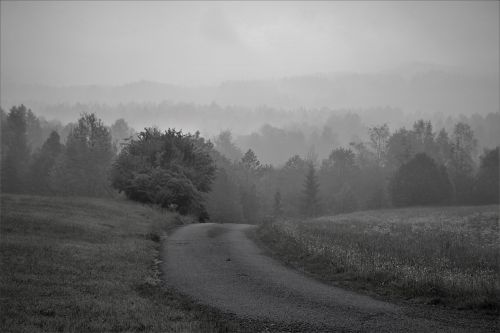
[161,223,496,332]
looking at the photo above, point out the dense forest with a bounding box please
[1,104,498,222]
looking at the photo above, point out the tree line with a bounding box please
[1,105,133,196]
[209,120,498,222]
[1,105,498,223]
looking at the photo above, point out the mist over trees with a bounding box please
[3,66,498,114]
[4,101,499,167]
[208,117,498,223]
[1,104,498,223]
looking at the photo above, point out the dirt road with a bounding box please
[161,223,497,332]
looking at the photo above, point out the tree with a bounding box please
[435,128,452,166]
[51,113,114,196]
[241,149,261,172]
[412,120,436,158]
[273,190,283,217]
[323,147,356,179]
[237,149,263,223]
[386,128,414,171]
[29,131,63,193]
[214,130,243,162]
[389,153,452,207]
[111,127,216,220]
[320,147,359,213]
[302,163,320,217]
[110,118,135,153]
[449,122,477,204]
[368,123,390,166]
[26,109,44,150]
[474,147,499,204]
[1,105,31,193]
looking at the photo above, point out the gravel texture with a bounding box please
[161,223,498,332]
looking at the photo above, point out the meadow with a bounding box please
[0,194,247,332]
[258,205,499,310]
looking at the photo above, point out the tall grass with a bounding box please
[258,206,499,310]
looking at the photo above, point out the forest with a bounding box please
[1,104,498,222]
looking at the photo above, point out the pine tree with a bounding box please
[29,131,63,193]
[1,105,30,193]
[302,163,320,217]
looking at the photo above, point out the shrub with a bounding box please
[111,128,215,220]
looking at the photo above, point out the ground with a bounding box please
[257,205,499,312]
[0,194,247,332]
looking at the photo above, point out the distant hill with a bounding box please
[1,64,498,115]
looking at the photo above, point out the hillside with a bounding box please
[2,65,498,115]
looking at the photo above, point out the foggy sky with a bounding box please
[1,1,498,86]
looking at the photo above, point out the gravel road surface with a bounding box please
[161,223,497,332]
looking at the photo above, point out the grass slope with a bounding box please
[0,194,242,332]
[258,205,499,311]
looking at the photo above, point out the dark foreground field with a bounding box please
[0,194,249,332]
[258,206,500,312]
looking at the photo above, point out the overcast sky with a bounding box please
[1,1,498,86]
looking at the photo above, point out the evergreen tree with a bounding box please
[277,155,309,216]
[241,149,261,172]
[29,131,63,193]
[302,163,320,217]
[26,109,44,150]
[1,105,30,193]
[238,149,262,223]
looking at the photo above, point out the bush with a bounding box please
[111,128,215,220]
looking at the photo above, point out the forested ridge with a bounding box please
[1,104,498,222]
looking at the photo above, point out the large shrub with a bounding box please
[111,128,216,220]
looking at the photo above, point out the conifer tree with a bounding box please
[302,163,320,217]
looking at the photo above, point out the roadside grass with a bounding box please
[257,205,500,311]
[0,194,244,332]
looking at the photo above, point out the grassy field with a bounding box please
[0,194,248,332]
[258,205,499,311]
